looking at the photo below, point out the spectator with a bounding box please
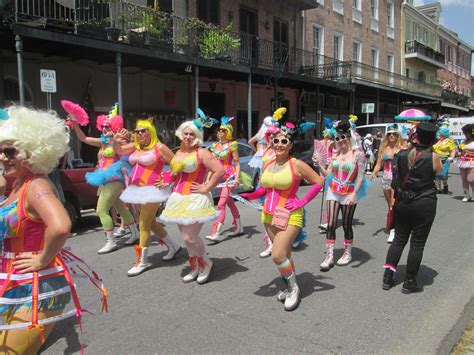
[237,131,248,145]
[363,134,374,173]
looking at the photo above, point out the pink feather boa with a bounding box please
[61,100,89,127]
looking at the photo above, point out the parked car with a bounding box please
[170,142,258,198]
[357,123,413,139]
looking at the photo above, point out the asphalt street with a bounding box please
[40,168,473,354]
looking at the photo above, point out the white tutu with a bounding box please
[248,155,263,169]
[159,191,219,225]
[456,159,474,168]
[120,185,171,204]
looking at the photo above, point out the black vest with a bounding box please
[392,149,436,201]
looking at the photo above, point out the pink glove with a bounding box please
[284,183,323,211]
[240,186,266,201]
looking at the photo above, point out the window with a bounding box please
[423,29,428,44]
[387,1,394,27]
[353,0,359,8]
[371,48,379,80]
[352,42,361,62]
[447,46,452,62]
[197,0,219,25]
[333,33,343,60]
[406,68,410,78]
[387,54,394,72]
[313,25,324,65]
[371,0,378,19]
[240,7,258,62]
[353,0,362,23]
[417,71,426,83]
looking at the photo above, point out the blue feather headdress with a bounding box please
[193,108,218,130]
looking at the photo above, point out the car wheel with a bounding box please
[65,200,79,230]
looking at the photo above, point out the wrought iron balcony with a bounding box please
[350,61,442,98]
[405,40,445,68]
[441,89,469,108]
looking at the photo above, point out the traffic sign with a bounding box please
[362,103,375,113]
[40,69,57,93]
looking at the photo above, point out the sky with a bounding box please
[414,0,474,76]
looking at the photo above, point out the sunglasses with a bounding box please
[218,128,227,133]
[335,134,349,142]
[272,138,290,145]
[0,147,18,160]
[387,132,398,136]
[134,128,148,135]
[101,125,111,130]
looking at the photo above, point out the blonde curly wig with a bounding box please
[0,106,70,174]
[175,120,203,146]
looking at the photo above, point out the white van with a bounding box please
[356,123,413,139]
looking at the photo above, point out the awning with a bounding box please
[441,102,469,112]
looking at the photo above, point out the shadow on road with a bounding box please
[393,264,439,287]
[372,227,387,237]
[254,272,335,299]
[148,249,188,270]
[71,215,101,236]
[39,317,81,354]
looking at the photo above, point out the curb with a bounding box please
[437,296,474,355]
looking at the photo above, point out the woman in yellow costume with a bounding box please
[159,110,224,284]
[433,125,456,194]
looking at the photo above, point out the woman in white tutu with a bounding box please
[114,118,181,276]
[159,114,224,284]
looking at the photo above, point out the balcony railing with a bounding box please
[350,61,442,98]
[405,40,445,67]
[441,90,469,107]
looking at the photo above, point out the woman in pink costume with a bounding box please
[159,114,224,284]
[0,107,106,353]
[114,118,181,276]
[457,123,474,202]
[72,105,138,254]
[241,122,323,311]
[205,116,243,243]
[371,124,405,243]
[316,119,370,271]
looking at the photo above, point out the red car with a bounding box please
[5,168,98,229]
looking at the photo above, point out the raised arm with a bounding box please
[113,128,135,155]
[73,122,101,147]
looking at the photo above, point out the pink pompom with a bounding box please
[61,100,89,126]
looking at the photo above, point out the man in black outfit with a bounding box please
[382,122,442,293]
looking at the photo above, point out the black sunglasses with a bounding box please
[387,132,398,136]
[0,147,18,159]
[134,128,148,135]
[272,138,290,145]
[335,134,349,142]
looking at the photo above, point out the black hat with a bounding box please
[335,119,351,134]
[415,122,438,145]
[462,123,474,136]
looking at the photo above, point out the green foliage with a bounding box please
[199,23,240,59]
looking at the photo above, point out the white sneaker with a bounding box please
[196,255,213,284]
[113,227,127,237]
[387,229,395,243]
[124,224,139,245]
[205,223,227,243]
[319,223,328,230]
[259,235,272,258]
[284,274,300,312]
[161,235,181,261]
[228,218,244,237]
[462,196,471,202]
[320,243,335,271]
[127,246,152,276]
[336,252,352,266]
[292,240,301,249]
[277,290,288,302]
[97,232,119,254]
[183,257,199,283]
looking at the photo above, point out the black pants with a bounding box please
[385,197,437,280]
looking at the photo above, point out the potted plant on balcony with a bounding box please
[127,7,172,49]
[76,18,110,40]
[199,23,240,61]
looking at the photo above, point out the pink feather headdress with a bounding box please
[61,100,89,127]
[96,114,123,133]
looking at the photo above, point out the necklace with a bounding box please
[271,160,288,173]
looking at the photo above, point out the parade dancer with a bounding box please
[159,112,225,284]
[433,125,456,194]
[205,116,244,242]
[371,124,405,243]
[114,118,181,276]
[0,107,106,353]
[71,104,138,254]
[242,122,323,311]
[456,123,474,202]
[248,108,285,257]
[383,123,442,293]
[315,119,370,271]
